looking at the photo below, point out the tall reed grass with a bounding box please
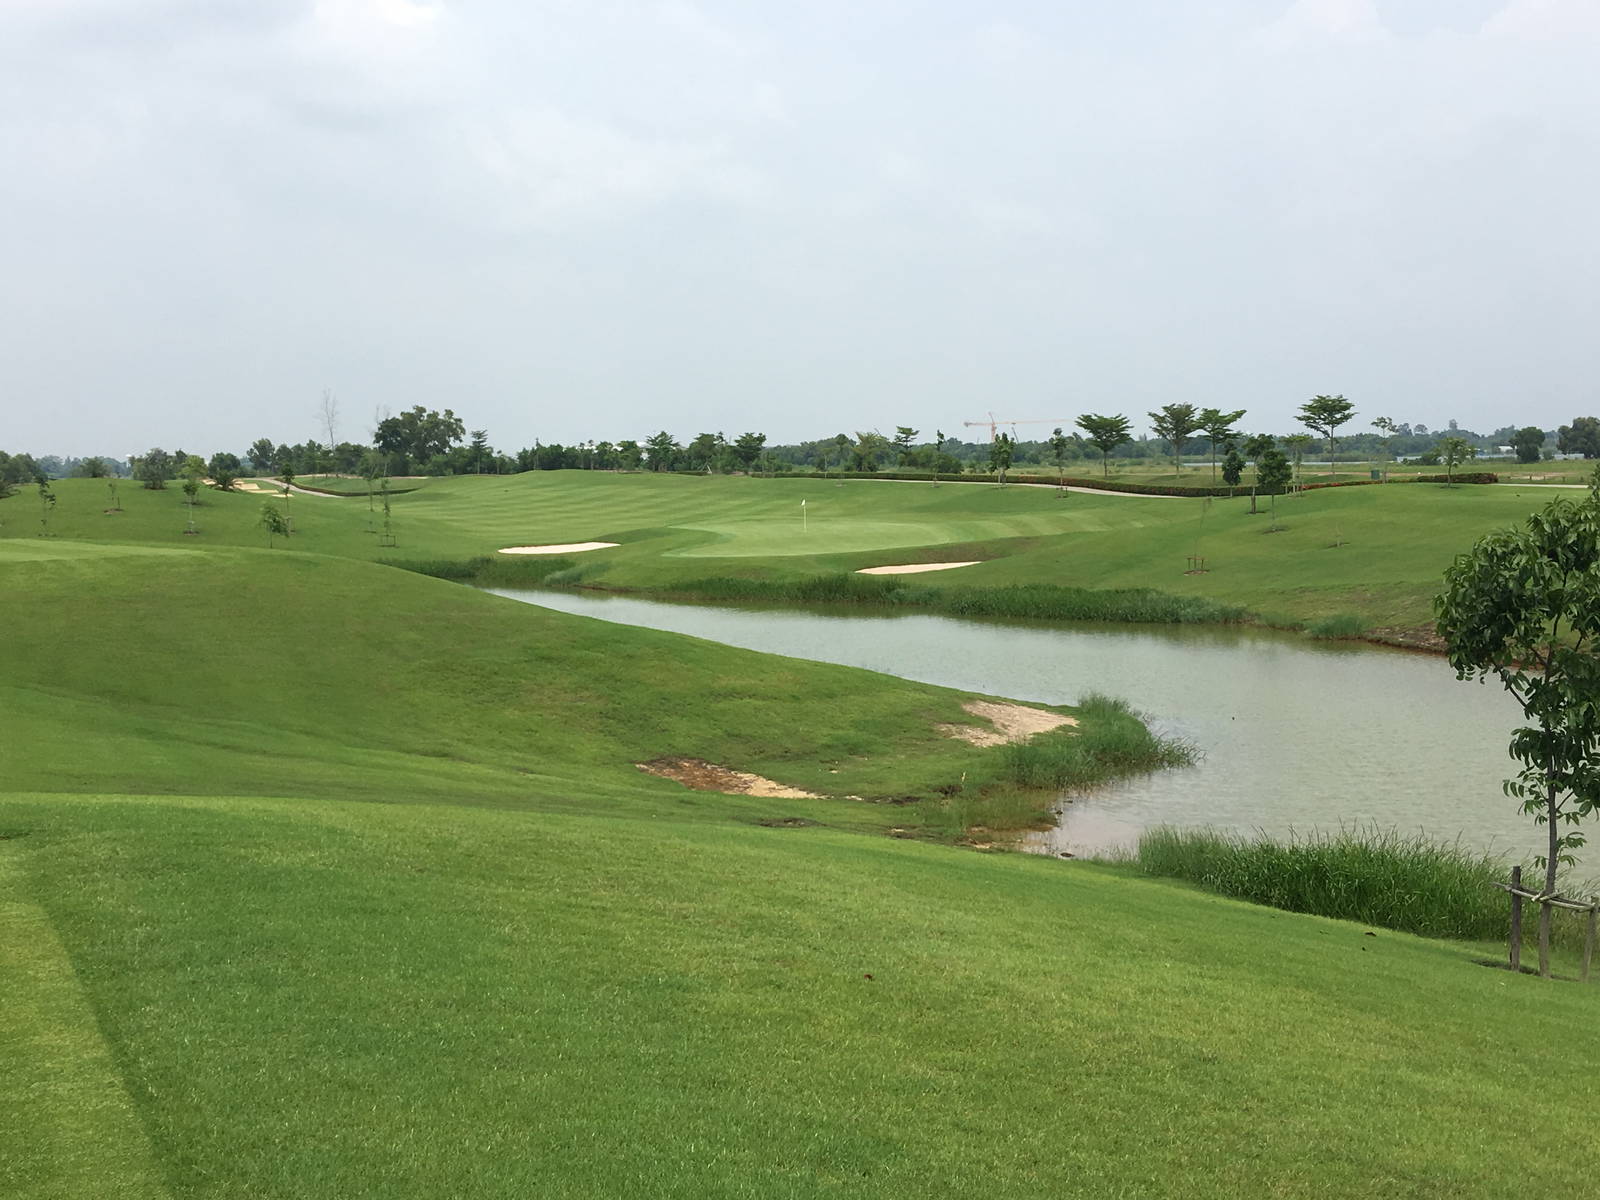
[670,575,1248,625]
[1133,825,1590,948]
[1000,695,1196,789]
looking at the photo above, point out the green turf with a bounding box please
[6,532,1600,1197]
[6,470,1584,630]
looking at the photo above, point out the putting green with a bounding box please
[669,513,1089,558]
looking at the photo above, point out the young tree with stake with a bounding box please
[1437,436,1476,487]
[1049,427,1071,490]
[1257,448,1292,530]
[1436,475,1600,978]
[987,432,1014,486]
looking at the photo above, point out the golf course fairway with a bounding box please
[14,469,1588,632]
[4,483,1599,1197]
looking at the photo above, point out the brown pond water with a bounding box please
[493,588,1534,860]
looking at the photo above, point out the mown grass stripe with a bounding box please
[0,848,171,1200]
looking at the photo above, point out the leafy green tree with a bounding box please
[468,429,491,473]
[643,431,680,471]
[1282,434,1314,491]
[831,434,851,476]
[1511,427,1545,464]
[1221,446,1244,488]
[1435,476,1600,977]
[851,431,887,473]
[1148,404,1199,473]
[986,431,1015,485]
[1197,407,1246,481]
[615,440,643,470]
[75,456,111,478]
[1557,417,1600,459]
[1076,413,1132,477]
[1257,447,1292,529]
[132,448,173,490]
[373,407,466,467]
[0,451,44,487]
[259,501,290,547]
[1437,436,1476,487]
[1049,427,1070,487]
[932,429,947,485]
[1372,416,1399,475]
[682,432,721,472]
[893,426,919,465]
[37,479,56,536]
[733,432,766,471]
[1239,434,1276,511]
[106,479,121,511]
[207,452,241,490]
[1297,394,1356,477]
[247,438,277,472]
[180,456,205,530]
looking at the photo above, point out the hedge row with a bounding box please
[1402,472,1500,485]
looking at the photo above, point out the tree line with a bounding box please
[4,401,1595,499]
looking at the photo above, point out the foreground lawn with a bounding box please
[7,791,1599,1199]
[6,469,1582,629]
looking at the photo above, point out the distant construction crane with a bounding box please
[961,413,1074,442]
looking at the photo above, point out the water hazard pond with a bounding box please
[492,588,1532,859]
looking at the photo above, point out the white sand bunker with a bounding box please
[498,541,619,555]
[856,561,982,576]
[938,700,1077,748]
[637,758,820,799]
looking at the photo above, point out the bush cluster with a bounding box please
[1403,472,1500,485]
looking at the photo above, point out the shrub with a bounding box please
[1306,613,1367,639]
[1404,472,1499,485]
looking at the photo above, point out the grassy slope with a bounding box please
[6,471,1575,628]
[4,539,1600,1197]
[0,540,1055,817]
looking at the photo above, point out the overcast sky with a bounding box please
[3,0,1597,457]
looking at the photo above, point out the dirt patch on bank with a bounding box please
[938,700,1077,747]
[637,758,821,798]
[1365,625,1449,654]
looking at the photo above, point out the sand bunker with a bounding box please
[498,542,619,555]
[938,700,1077,747]
[637,758,820,799]
[856,561,981,576]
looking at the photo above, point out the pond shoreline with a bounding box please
[489,584,1527,860]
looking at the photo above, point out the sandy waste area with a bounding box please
[856,561,981,575]
[637,758,820,798]
[498,542,619,555]
[938,700,1077,747]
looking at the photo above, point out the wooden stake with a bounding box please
[1509,865,1522,973]
[1584,908,1597,985]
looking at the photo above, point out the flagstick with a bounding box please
[801,498,807,533]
